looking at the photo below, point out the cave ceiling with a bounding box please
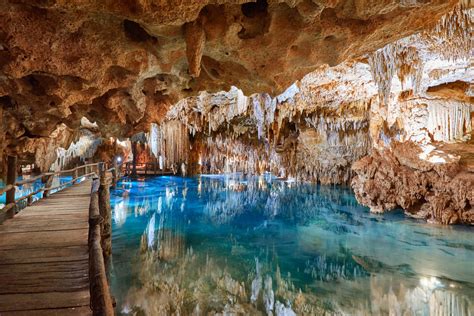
[0,0,464,141]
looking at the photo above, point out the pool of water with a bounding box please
[109,174,474,315]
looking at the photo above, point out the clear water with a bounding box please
[109,174,474,315]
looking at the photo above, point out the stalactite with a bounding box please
[166,87,250,136]
[396,46,424,95]
[184,19,206,78]
[369,4,472,105]
[369,40,425,104]
[297,110,371,184]
[148,123,160,158]
[150,120,189,172]
[368,44,397,105]
[50,129,102,171]
[200,135,270,176]
[427,100,472,142]
[425,4,473,62]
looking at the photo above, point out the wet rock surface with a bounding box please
[352,142,474,225]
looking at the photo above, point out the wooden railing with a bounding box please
[0,157,123,315]
[89,178,114,316]
[124,161,173,176]
[0,161,103,221]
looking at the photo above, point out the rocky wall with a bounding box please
[352,142,473,224]
[0,0,461,166]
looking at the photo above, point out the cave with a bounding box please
[0,0,473,315]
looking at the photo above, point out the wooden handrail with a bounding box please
[1,161,125,214]
[15,163,101,186]
[0,203,15,215]
[0,162,106,218]
[12,172,98,204]
[0,184,14,196]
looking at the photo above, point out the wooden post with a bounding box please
[74,168,79,184]
[131,141,137,177]
[111,160,118,188]
[98,162,112,259]
[6,155,17,218]
[154,160,157,175]
[43,175,53,198]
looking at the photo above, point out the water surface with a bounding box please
[109,174,474,315]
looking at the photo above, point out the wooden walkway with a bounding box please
[0,180,93,315]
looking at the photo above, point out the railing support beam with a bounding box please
[131,141,137,177]
[98,163,112,259]
[89,178,114,315]
[42,175,54,198]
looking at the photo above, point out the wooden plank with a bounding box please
[0,278,89,295]
[0,260,88,274]
[0,229,88,250]
[0,222,88,234]
[0,279,89,295]
[0,246,88,265]
[0,291,90,311]
[1,306,92,316]
[0,180,93,314]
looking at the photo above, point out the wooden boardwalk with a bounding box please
[0,180,93,315]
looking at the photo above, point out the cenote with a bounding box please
[109,175,474,315]
[1,1,473,315]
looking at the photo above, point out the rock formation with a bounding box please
[0,0,472,223]
[352,141,474,224]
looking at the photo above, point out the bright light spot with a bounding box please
[419,276,443,290]
[147,213,155,249]
[159,155,164,170]
[113,200,127,227]
[116,156,122,163]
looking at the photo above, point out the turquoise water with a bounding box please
[109,175,474,315]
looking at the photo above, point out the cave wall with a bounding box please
[350,3,474,224]
[0,0,461,170]
[0,1,472,224]
[147,82,372,183]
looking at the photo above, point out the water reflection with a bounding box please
[110,175,474,315]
